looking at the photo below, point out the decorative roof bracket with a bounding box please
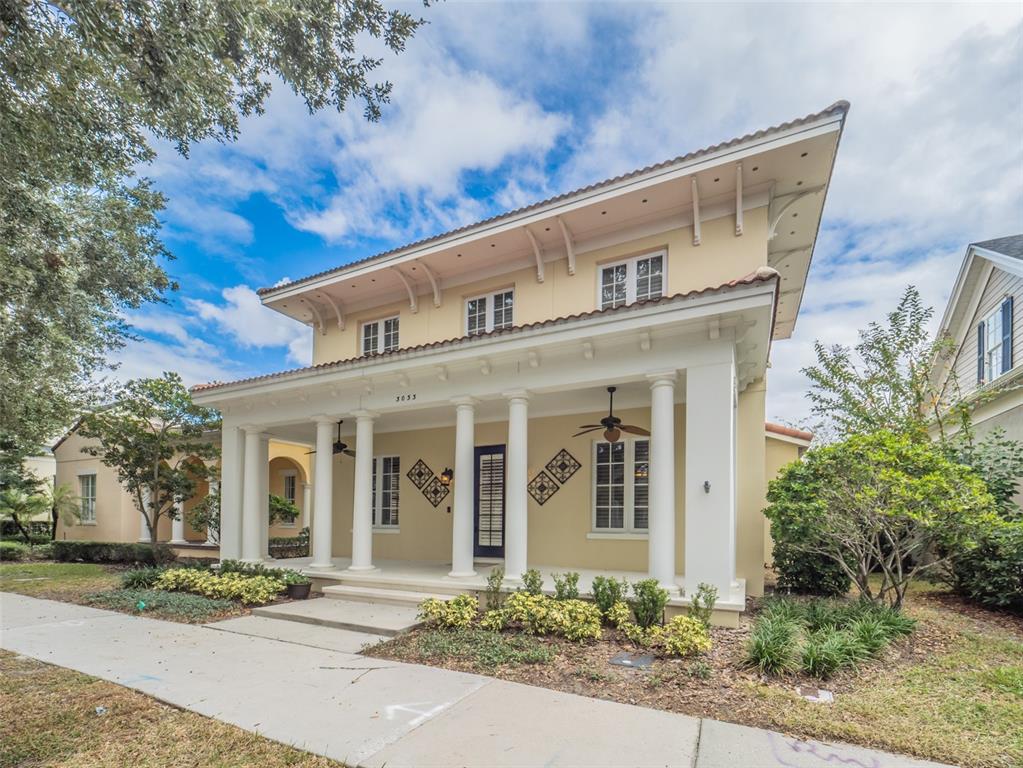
[418,260,442,308]
[391,267,419,313]
[556,216,576,275]
[523,226,545,283]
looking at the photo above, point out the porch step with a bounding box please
[321,583,456,608]
[251,597,421,636]
[321,572,474,597]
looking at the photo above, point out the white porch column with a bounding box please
[257,434,271,560]
[504,391,529,581]
[301,482,312,529]
[138,487,151,542]
[684,357,737,596]
[170,500,187,544]
[218,425,245,560]
[241,427,265,562]
[205,480,219,546]
[349,411,378,572]
[647,372,679,592]
[309,417,336,570]
[449,397,477,578]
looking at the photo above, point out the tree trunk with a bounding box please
[50,508,58,540]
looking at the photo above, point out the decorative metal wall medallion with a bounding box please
[422,476,450,507]
[407,459,434,489]
[527,470,558,505]
[545,449,581,484]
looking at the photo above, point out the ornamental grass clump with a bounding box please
[153,568,285,605]
[745,614,800,674]
[417,594,478,629]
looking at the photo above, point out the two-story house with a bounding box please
[191,102,847,624]
[932,235,1023,448]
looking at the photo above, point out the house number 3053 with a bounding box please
[395,393,417,403]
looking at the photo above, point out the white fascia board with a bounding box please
[195,281,777,405]
[261,118,842,304]
[765,430,812,448]
[973,246,1023,278]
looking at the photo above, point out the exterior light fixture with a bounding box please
[439,468,454,487]
[703,480,711,493]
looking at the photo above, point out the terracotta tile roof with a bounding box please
[193,268,779,395]
[765,421,813,442]
[258,101,849,298]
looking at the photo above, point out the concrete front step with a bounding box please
[319,572,475,597]
[322,583,457,608]
[251,597,421,636]
[205,615,389,653]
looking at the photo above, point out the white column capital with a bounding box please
[312,414,340,425]
[351,409,379,422]
[450,396,478,409]
[502,389,530,402]
[646,371,678,388]
[240,424,270,437]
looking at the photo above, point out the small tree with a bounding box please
[79,373,219,550]
[47,483,81,540]
[0,489,49,543]
[765,430,998,608]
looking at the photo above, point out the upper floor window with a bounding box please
[599,251,665,310]
[592,438,649,532]
[372,455,400,527]
[978,297,1014,384]
[362,316,399,356]
[466,289,514,336]
[79,473,96,523]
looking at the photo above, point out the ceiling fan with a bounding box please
[573,386,650,443]
[305,420,356,458]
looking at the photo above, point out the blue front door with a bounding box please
[474,444,505,558]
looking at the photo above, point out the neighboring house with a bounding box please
[932,235,1023,444]
[763,423,813,570]
[190,102,848,624]
[52,424,312,555]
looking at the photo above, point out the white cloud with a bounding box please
[187,285,312,366]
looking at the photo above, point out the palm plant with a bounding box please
[47,483,80,540]
[0,489,49,543]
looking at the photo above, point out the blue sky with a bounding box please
[116,1,1023,425]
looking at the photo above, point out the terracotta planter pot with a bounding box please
[286,582,311,600]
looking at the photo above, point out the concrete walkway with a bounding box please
[0,593,952,768]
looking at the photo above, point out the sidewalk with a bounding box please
[0,593,952,768]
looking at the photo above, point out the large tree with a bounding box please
[78,372,220,547]
[1,0,428,449]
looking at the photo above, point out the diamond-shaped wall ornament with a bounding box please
[407,459,434,489]
[545,449,581,484]
[528,470,558,506]
[422,476,450,507]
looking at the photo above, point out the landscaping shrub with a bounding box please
[121,567,164,589]
[410,628,554,667]
[745,614,800,674]
[268,532,309,559]
[772,540,851,598]
[606,599,633,629]
[590,575,628,616]
[484,566,505,610]
[52,540,173,565]
[520,568,543,595]
[83,589,235,621]
[688,582,718,627]
[30,543,52,560]
[418,594,479,628]
[630,578,669,628]
[0,540,28,561]
[483,591,602,641]
[153,568,285,605]
[552,571,579,601]
[218,559,289,580]
[801,629,869,679]
[655,615,712,657]
[947,522,1023,612]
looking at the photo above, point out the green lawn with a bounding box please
[0,562,119,599]
[0,651,341,768]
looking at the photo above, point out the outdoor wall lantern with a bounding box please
[703,480,711,493]
[439,468,454,487]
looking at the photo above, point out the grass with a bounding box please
[376,627,555,670]
[0,562,119,600]
[0,650,341,768]
[81,589,242,623]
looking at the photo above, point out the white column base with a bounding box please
[346,564,380,573]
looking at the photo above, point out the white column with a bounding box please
[684,357,737,596]
[504,391,529,581]
[205,480,219,545]
[349,411,378,572]
[301,482,312,529]
[241,427,264,562]
[647,372,678,592]
[170,499,187,544]
[257,435,271,561]
[309,418,336,570]
[218,426,244,560]
[449,397,477,578]
[138,487,151,542]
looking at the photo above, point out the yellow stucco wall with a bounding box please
[312,209,769,365]
[762,434,807,568]
[268,441,312,537]
[325,397,767,587]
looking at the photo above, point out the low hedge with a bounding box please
[52,540,174,565]
[154,568,285,605]
[0,541,29,561]
[268,537,309,559]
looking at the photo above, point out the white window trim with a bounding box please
[596,249,667,309]
[372,454,400,530]
[590,438,649,534]
[77,471,97,525]
[361,315,400,356]
[983,305,1005,384]
[279,469,298,527]
[464,288,515,335]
